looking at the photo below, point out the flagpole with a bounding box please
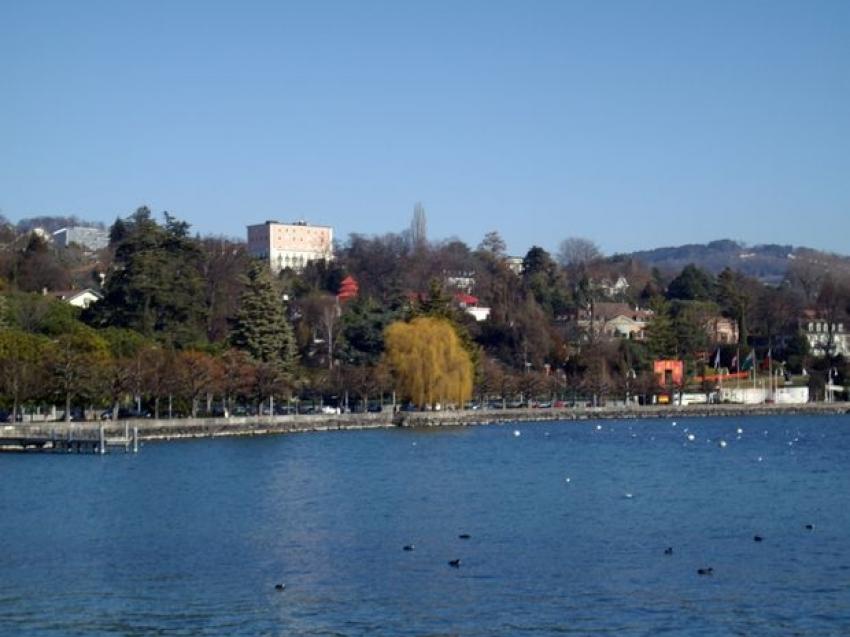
[735,347,740,391]
[752,349,756,393]
[768,345,773,401]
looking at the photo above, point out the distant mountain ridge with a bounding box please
[617,239,850,284]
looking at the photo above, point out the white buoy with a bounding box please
[513,430,521,437]
[757,456,763,462]
[565,477,571,483]
[687,433,696,442]
[736,427,743,435]
[596,424,602,431]
[672,421,677,427]
[624,492,634,499]
[719,440,727,448]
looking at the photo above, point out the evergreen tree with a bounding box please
[109,217,127,245]
[419,278,453,318]
[338,296,397,366]
[645,297,677,358]
[88,207,208,346]
[667,264,715,301]
[230,261,297,371]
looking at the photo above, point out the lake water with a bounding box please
[1,415,849,636]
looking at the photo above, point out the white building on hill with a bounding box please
[247,220,333,273]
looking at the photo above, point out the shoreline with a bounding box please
[1,402,848,450]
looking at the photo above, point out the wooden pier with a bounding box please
[0,423,139,454]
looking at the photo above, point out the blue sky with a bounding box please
[2,1,848,256]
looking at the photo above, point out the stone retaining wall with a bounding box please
[394,403,850,428]
[3,403,847,445]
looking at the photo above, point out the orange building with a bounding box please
[653,360,684,387]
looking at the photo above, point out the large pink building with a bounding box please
[247,220,333,273]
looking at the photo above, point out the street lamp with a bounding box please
[625,368,637,406]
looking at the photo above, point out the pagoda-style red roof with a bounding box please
[337,275,359,302]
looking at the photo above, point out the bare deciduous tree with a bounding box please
[557,237,602,267]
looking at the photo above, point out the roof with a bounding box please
[454,292,479,306]
[581,302,653,321]
[53,288,103,302]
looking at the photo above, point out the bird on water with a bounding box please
[458,534,471,540]
[448,559,461,568]
[274,584,286,591]
[664,547,673,555]
[403,544,415,551]
[697,567,713,576]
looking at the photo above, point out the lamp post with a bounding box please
[828,367,838,403]
[625,368,637,406]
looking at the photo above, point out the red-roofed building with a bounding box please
[454,292,479,307]
[337,275,359,303]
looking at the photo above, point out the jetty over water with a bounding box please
[0,423,139,453]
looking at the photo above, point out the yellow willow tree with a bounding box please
[384,317,473,409]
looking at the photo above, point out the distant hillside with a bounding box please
[617,239,850,284]
[7,215,107,234]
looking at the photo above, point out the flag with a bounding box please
[741,349,756,371]
[731,351,739,371]
[713,348,721,370]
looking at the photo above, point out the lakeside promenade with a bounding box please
[1,402,848,450]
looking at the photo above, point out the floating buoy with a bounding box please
[719,440,727,448]
[687,433,696,442]
[513,430,521,437]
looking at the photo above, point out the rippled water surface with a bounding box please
[2,415,850,636]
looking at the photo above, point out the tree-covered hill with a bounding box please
[618,239,850,284]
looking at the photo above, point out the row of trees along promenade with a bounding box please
[0,206,848,422]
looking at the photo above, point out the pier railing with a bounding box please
[0,422,139,453]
